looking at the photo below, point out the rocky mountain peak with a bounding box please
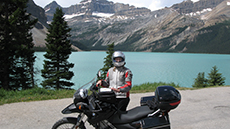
[45,1,61,9]
[44,1,62,21]
[45,0,151,22]
[172,0,225,14]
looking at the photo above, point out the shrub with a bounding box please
[193,66,225,88]
[207,66,225,86]
[192,72,208,88]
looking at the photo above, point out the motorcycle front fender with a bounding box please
[52,117,86,129]
[62,103,82,114]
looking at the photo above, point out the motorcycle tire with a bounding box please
[52,117,86,129]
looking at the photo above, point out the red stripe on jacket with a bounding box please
[104,71,131,97]
[120,81,131,97]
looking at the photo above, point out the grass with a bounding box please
[0,83,228,105]
[0,87,75,105]
[131,82,181,93]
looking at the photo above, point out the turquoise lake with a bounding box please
[35,52,230,89]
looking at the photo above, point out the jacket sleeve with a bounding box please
[119,70,133,92]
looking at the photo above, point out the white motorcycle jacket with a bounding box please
[102,66,133,98]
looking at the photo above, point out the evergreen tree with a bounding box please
[11,0,37,90]
[99,43,114,80]
[207,66,225,86]
[0,0,37,90]
[0,0,14,90]
[192,72,208,88]
[41,8,74,90]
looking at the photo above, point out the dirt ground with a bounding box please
[1,87,230,129]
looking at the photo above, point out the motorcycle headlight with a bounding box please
[79,89,88,99]
[73,89,88,104]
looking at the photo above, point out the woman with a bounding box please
[97,51,133,111]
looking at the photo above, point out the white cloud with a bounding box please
[33,0,81,8]
[112,0,149,8]
[149,0,163,11]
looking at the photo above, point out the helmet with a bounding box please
[112,51,125,67]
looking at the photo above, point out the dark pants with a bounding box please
[116,97,130,111]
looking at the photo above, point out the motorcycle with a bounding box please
[52,71,181,129]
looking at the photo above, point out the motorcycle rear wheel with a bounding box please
[52,117,86,129]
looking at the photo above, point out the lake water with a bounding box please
[35,52,230,89]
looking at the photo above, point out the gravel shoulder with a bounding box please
[1,87,230,129]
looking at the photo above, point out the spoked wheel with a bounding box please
[52,117,86,129]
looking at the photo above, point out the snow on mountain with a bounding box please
[80,0,92,5]
[92,12,114,18]
[191,0,200,2]
[227,1,230,5]
[64,13,85,20]
[186,8,212,16]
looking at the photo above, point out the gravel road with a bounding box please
[1,87,230,129]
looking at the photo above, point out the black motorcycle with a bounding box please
[52,71,181,129]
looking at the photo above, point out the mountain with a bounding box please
[26,0,80,50]
[45,0,151,22]
[26,0,48,48]
[42,0,230,53]
[44,1,62,22]
[171,0,225,14]
[27,0,48,28]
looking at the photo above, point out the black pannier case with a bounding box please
[136,86,180,129]
[141,115,170,129]
[131,115,170,129]
[155,86,181,111]
[98,89,116,103]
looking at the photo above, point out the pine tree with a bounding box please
[192,72,208,88]
[207,66,225,86]
[11,0,37,90]
[99,43,114,80]
[41,8,74,90]
[0,0,37,90]
[0,0,15,90]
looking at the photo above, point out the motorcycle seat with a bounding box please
[109,105,154,124]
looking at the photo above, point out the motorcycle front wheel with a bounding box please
[52,117,86,129]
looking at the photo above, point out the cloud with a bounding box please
[149,0,163,11]
[113,0,185,11]
[148,0,187,11]
[112,0,148,7]
[33,0,81,8]
[112,0,162,11]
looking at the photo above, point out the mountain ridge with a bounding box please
[30,0,230,53]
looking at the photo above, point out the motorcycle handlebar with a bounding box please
[90,82,99,91]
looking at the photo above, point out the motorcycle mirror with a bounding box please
[97,70,102,77]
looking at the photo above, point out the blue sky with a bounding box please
[33,0,200,11]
